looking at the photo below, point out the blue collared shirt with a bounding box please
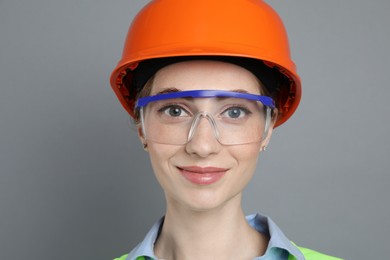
[125,213,305,260]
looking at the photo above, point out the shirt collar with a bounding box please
[127,214,304,260]
[246,214,304,260]
[126,218,163,259]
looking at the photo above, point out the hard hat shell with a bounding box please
[110,0,301,127]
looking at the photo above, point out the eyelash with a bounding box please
[157,103,252,117]
[221,106,252,119]
[157,104,191,117]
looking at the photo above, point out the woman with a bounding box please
[110,0,342,259]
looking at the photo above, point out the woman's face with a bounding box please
[138,60,274,212]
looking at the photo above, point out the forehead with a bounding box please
[150,60,262,95]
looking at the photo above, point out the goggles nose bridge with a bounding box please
[187,112,220,144]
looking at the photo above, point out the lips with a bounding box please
[178,166,228,185]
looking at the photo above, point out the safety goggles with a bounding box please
[135,90,275,145]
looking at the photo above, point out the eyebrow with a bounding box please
[231,89,251,94]
[155,87,181,95]
[155,87,251,101]
[154,88,255,102]
[156,88,251,95]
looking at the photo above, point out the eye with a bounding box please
[160,105,190,117]
[222,106,251,119]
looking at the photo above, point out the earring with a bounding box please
[143,143,148,150]
[262,146,267,152]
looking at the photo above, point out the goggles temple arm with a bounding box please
[139,107,147,141]
[262,107,272,142]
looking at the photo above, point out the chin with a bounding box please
[169,188,243,213]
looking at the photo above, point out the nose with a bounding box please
[185,114,222,157]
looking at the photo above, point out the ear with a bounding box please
[260,108,278,152]
[137,123,148,150]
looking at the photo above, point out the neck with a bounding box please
[154,194,269,260]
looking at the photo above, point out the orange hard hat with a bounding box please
[110,0,301,127]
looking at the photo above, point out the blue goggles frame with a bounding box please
[135,90,275,109]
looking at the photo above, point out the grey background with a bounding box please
[1,0,389,259]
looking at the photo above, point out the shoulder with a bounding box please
[113,254,127,260]
[292,245,343,260]
[114,254,154,260]
[113,254,149,260]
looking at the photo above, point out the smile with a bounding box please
[177,166,228,185]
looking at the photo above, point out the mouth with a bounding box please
[177,166,228,185]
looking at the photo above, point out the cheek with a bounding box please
[236,142,260,162]
[147,144,179,185]
[231,144,261,179]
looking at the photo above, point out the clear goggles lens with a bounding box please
[136,90,275,145]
